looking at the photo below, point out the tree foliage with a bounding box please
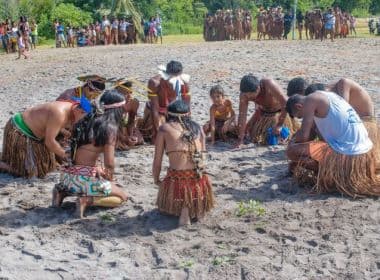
[51,3,93,28]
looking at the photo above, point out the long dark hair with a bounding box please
[167,100,201,142]
[71,90,125,159]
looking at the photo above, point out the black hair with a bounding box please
[167,100,201,141]
[286,94,304,118]
[71,90,125,159]
[305,83,325,96]
[240,74,260,93]
[210,85,225,97]
[120,81,133,88]
[88,80,106,91]
[16,30,21,37]
[287,77,308,97]
[166,61,183,75]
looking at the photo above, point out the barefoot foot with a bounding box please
[52,185,68,207]
[179,207,191,226]
[76,196,93,219]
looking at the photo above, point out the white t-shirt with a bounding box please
[101,20,110,31]
[314,91,373,155]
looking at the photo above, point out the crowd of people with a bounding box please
[368,17,380,35]
[0,60,379,226]
[54,14,163,48]
[0,16,37,58]
[0,13,163,55]
[204,6,361,41]
[204,9,253,41]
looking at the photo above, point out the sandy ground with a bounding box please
[0,39,380,280]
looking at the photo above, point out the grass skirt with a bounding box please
[2,119,56,178]
[136,104,155,142]
[248,110,299,144]
[362,117,380,167]
[157,169,215,219]
[294,144,380,198]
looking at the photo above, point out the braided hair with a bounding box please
[166,100,200,143]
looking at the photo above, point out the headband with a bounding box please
[87,80,105,92]
[167,111,190,117]
[103,100,126,109]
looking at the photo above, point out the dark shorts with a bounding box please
[31,34,37,44]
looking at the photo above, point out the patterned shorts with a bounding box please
[59,172,112,197]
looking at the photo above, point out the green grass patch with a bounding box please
[162,34,203,44]
[178,259,195,269]
[235,200,266,218]
[163,22,202,35]
[37,37,56,48]
[99,213,117,223]
[212,256,235,266]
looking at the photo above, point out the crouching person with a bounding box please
[286,92,380,198]
[153,100,214,226]
[53,90,128,218]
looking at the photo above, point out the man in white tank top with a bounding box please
[285,91,380,197]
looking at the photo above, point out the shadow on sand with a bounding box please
[214,149,342,203]
[0,201,179,238]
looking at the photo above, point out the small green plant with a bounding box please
[217,244,227,250]
[212,256,234,266]
[99,213,117,223]
[179,259,194,269]
[235,200,266,217]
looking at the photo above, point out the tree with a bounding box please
[51,3,92,28]
[111,0,143,35]
[0,0,19,20]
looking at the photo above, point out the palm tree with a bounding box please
[111,0,143,36]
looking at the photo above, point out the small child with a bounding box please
[16,31,28,59]
[114,81,144,150]
[203,85,237,144]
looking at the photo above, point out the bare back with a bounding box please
[328,78,374,117]
[74,144,104,167]
[158,122,205,170]
[23,101,73,139]
[255,79,287,112]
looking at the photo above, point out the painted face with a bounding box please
[211,92,224,106]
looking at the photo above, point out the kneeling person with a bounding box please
[138,61,191,143]
[113,80,144,149]
[286,91,380,197]
[53,90,128,218]
[153,100,214,226]
[306,78,379,165]
[237,74,297,147]
[0,99,89,178]
[57,75,106,101]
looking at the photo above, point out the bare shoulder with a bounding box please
[261,78,276,86]
[40,102,66,124]
[148,75,161,90]
[337,77,353,85]
[307,91,327,105]
[158,122,170,133]
[224,99,232,106]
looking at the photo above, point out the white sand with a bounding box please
[0,38,379,279]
